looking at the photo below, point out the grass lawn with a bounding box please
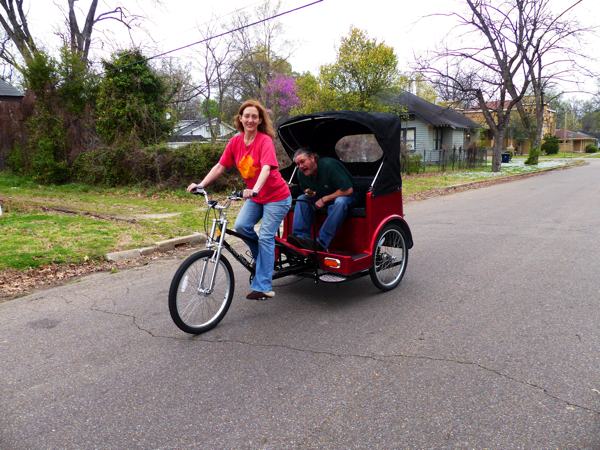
[0,158,583,270]
[538,151,600,159]
[0,211,135,270]
[401,157,583,196]
[0,173,245,270]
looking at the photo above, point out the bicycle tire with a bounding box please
[168,250,235,334]
[369,223,408,291]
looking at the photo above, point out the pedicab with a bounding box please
[169,111,414,334]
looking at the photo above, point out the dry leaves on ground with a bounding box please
[0,246,195,302]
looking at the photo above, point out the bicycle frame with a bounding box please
[194,191,238,295]
[195,190,315,292]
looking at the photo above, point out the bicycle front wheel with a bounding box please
[168,250,235,334]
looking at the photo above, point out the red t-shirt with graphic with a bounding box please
[219,132,290,204]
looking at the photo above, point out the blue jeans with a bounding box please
[292,194,355,249]
[233,195,292,293]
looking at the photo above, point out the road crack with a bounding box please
[83,307,600,417]
[89,306,158,338]
[192,337,600,416]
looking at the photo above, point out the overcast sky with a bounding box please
[27,0,600,100]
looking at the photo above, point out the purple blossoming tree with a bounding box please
[265,74,300,121]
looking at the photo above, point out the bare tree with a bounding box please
[0,0,37,69]
[228,0,292,103]
[157,57,198,119]
[0,0,138,72]
[198,29,236,141]
[514,0,593,149]
[418,0,532,171]
[66,0,138,62]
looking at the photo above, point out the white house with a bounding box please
[168,118,237,148]
[391,91,480,162]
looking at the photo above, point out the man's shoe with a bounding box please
[293,235,318,250]
[246,290,275,300]
[287,234,303,248]
[288,234,328,252]
[314,239,328,252]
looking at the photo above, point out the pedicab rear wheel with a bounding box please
[369,224,408,291]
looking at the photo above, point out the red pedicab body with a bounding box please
[277,111,413,285]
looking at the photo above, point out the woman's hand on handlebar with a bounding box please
[186,182,200,193]
[242,189,258,199]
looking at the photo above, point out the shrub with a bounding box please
[71,142,236,189]
[26,106,70,184]
[6,145,25,174]
[541,134,559,155]
[31,137,70,184]
[71,146,130,186]
[20,49,93,182]
[585,143,598,153]
[525,147,541,165]
[401,153,422,174]
[96,49,174,147]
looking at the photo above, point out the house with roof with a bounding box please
[0,78,23,101]
[555,129,598,152]
[0,79,25,169]
[167,118,237,148]
[461,99,556,154]
[390,91,480,162]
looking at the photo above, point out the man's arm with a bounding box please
[315,187,353,209]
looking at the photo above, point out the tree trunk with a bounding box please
[492,127,505,172]
[0,0,38,67]
[532,89,545,149]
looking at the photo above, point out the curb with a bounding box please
[106,233,205,262]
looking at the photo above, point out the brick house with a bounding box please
[555,129,598,152]
[461,99,556,154]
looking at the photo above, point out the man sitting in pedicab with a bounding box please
[287,148,355,252]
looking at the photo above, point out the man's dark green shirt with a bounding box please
[297,157,353,197]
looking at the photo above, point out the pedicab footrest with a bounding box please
[319,273,348,283]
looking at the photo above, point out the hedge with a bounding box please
[71,142,237,189]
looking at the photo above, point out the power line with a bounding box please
[141,0,268,54]
[146,0,323,62]
[101,0,323,75]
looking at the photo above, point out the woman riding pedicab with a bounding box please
[187,99,291,300]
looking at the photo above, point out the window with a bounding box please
[335,134,383,162]
[402,128,416,151]
[434,128,442,150]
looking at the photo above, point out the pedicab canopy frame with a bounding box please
[277,111,403,198]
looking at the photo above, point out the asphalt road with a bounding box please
[2,161,600,449]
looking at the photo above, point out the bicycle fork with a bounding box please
[197,217,228,295]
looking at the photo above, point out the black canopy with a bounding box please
[277,111,402,197]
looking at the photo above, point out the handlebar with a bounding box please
[190,187,256,209]
[191,187,256,199]
[191,187,208,196]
